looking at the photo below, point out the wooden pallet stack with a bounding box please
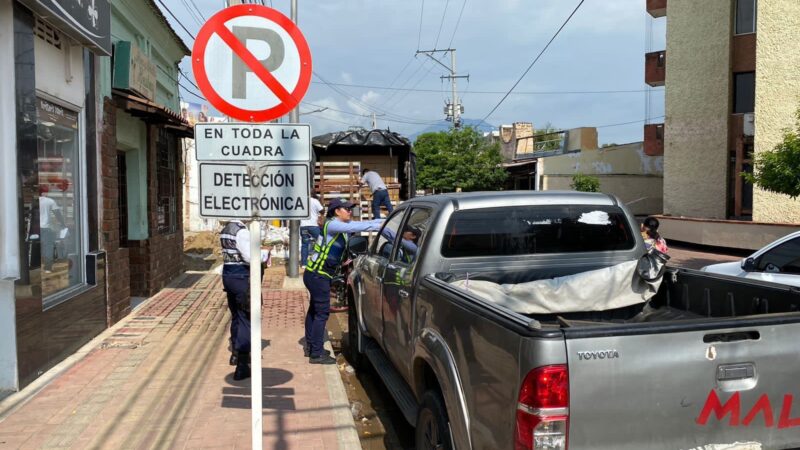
[314,161,401,220]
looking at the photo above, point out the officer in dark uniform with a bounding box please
[220,220,269,380]
[303,199,384,364]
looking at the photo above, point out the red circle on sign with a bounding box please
[192,5,312,122]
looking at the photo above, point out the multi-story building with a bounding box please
[646,0,800,248]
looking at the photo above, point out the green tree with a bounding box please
[535,123,563,151]
[570,173,601,192]
[743,108,800,199]
[415,126,508,192]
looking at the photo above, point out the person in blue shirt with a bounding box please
[303,199,384,364]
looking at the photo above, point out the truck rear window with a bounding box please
[441,205,636,257]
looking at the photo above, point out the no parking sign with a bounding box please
[192,4,312,122]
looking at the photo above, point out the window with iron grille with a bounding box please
[156,129,177,234]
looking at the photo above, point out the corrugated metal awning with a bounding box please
[112,89,193,138]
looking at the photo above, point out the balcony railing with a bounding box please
[645,50,666,87]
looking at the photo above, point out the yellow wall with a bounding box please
[752,0,800,223]
[663,0,732,219]
[539,143,663,215]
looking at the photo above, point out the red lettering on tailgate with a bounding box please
[696,391,741,426]
[697,391,800,428]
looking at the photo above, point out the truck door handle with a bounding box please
[716,363,757,392]
[398,289,410,299]
[717,363,755,381]
[703,331,760,343]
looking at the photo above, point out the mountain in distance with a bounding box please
[406,118,496,142]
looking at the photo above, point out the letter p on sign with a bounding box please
[192,5,312,122]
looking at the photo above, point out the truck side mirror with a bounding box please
[348,236,369,254]
[742,257,756,272]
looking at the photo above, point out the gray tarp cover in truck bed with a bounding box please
[450,260,663,314]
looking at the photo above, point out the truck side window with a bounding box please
[758,237,800,274]
[392,208,431,267]
[373,211,405,259]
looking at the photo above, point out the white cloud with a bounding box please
[340,72,353,84]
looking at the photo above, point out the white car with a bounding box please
[701,231,800,287]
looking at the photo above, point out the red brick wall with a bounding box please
[101,99,131,325]
[127,126,184,297]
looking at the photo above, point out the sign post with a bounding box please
[192,5,313,449]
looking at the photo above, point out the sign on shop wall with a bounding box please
[20,0,111,55]
[113,41,157,101]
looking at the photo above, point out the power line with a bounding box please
[307,81,654,96]
[416,0,426,51]
[433,0,451,49]
[377,57,426,108]
[156,0,196,40]
[481,0,586,123]
[447,0,467,48]
[188,0,207,22]
[302,100,441,126]
[179,0,203,28]
[313,71,441,123]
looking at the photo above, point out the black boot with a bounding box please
[309,354,337,365]
[304,347,331,358]
[229,352,238,366]
[233,361,251,381]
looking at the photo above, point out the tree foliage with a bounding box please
[414,126,508,192]
[535,123,563,151]
[570,173,601,192]
[743,108,800,199]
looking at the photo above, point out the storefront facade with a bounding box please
[100,0,191,321]
[1,0,110,392]
[0,0,189,393]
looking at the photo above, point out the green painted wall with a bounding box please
[101,0,187,112]
[116,110,148,240]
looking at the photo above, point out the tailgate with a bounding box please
[565,321,800,450]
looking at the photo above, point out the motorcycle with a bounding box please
[329,247,356,312]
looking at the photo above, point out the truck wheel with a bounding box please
[415,390,453,450]
[345,294,365,370]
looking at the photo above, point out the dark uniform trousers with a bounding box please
[222,264,251,355]
[303,270,331,358]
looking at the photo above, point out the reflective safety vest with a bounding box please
[220,221,247,265]
[305,220,349,278]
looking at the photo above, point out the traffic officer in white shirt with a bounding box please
[220,220,270,380]
[300,191,324,269]
[359,168,393,219]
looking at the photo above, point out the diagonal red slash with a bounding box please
[213,22,294,105]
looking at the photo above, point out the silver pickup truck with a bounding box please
[344,191,800,450]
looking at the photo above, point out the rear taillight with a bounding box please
[515,365,569,450]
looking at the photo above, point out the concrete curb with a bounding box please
[0,272,189,423]
[323,340,362,450]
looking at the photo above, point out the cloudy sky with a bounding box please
[165,0,666,144]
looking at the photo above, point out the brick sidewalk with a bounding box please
[0,266,360,450]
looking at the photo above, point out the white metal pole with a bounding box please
[287,0,301,278]
[249,219,263,449]
[451,50,460,127]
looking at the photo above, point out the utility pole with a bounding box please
[416,48,468,127]
[368,112,385,129]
